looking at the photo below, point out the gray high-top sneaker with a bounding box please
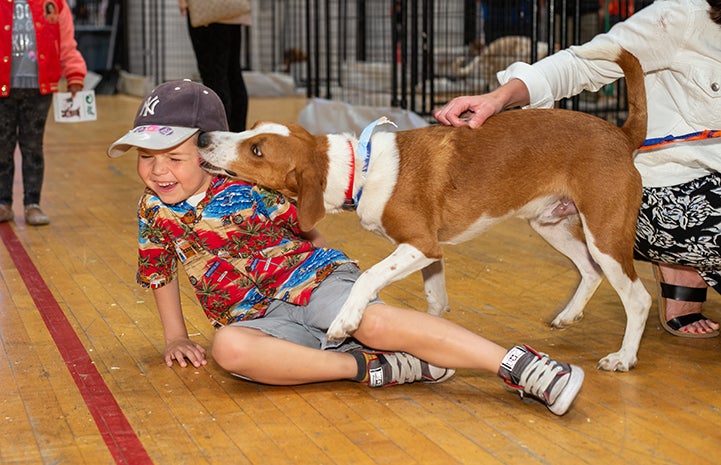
[498,345,584,415]
[352,350,455,387]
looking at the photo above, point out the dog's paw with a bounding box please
[551,311,584,328]
[327,309,364,341]
[597,351,637,372]
[427,304,450,317]
[326,318,352,341]
[327,287,373,340]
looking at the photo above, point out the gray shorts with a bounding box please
[231,263,378,351]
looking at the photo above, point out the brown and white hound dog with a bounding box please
[198,44,652,372]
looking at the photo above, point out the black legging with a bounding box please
[187,19,248,132]
[0,88,52,206]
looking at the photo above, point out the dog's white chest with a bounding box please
[355,132,400,239]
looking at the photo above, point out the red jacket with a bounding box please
[0,0,87,96]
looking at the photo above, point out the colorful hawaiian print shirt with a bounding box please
[136,176,352,326]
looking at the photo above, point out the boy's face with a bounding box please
[136,135,213,205]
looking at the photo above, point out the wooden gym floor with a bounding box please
[1,94,720,465]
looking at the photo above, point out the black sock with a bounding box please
[350,351,368,382]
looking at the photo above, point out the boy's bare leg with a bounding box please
[353,304,584,416]
[212,302,508,384]
[354,303,507,372]
[211,303,583,415]
[212,326,359,384]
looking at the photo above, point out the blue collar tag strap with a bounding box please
[352,117,397,206]
[639,129,721,151]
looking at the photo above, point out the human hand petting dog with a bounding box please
[433,78,531,128]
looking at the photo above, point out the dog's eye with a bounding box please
[251,144,262,158]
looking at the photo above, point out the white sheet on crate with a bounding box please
[298,97,428,135]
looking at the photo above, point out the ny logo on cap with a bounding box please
[141,95,160,117]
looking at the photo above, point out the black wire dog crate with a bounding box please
[256,0,650,123]
[126,1,651,124]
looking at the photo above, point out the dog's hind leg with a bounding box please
[327,243,438,340]
[529,216,604,327]
[579,180,652,370]
[584,234,652,371]
[421,260,450,316]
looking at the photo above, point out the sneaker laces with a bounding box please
[516,354,567,404]
[385,352,424,384]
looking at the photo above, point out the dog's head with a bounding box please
[197,121,329,231]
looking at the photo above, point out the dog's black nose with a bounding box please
[197,131,210,148]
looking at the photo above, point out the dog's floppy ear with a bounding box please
[286,166,327,232]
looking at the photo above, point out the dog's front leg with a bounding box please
[327,243,437,340]
[421,260,450,316]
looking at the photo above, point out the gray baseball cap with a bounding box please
[107,79,228,158]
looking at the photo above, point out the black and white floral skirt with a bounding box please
[634,173,721,291]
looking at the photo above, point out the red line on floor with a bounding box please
[0,222,153,465]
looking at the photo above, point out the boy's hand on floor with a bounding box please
[165,338,207,368]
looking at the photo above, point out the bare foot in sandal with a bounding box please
[653,263,720,337]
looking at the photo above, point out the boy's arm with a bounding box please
[153,279,207,368]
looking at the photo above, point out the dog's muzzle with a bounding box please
[199,160,237,178]
[196,132,238,177]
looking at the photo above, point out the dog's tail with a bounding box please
[615,48,647,150]
[575,44,647,152]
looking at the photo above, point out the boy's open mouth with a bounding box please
[155,181,177,192]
